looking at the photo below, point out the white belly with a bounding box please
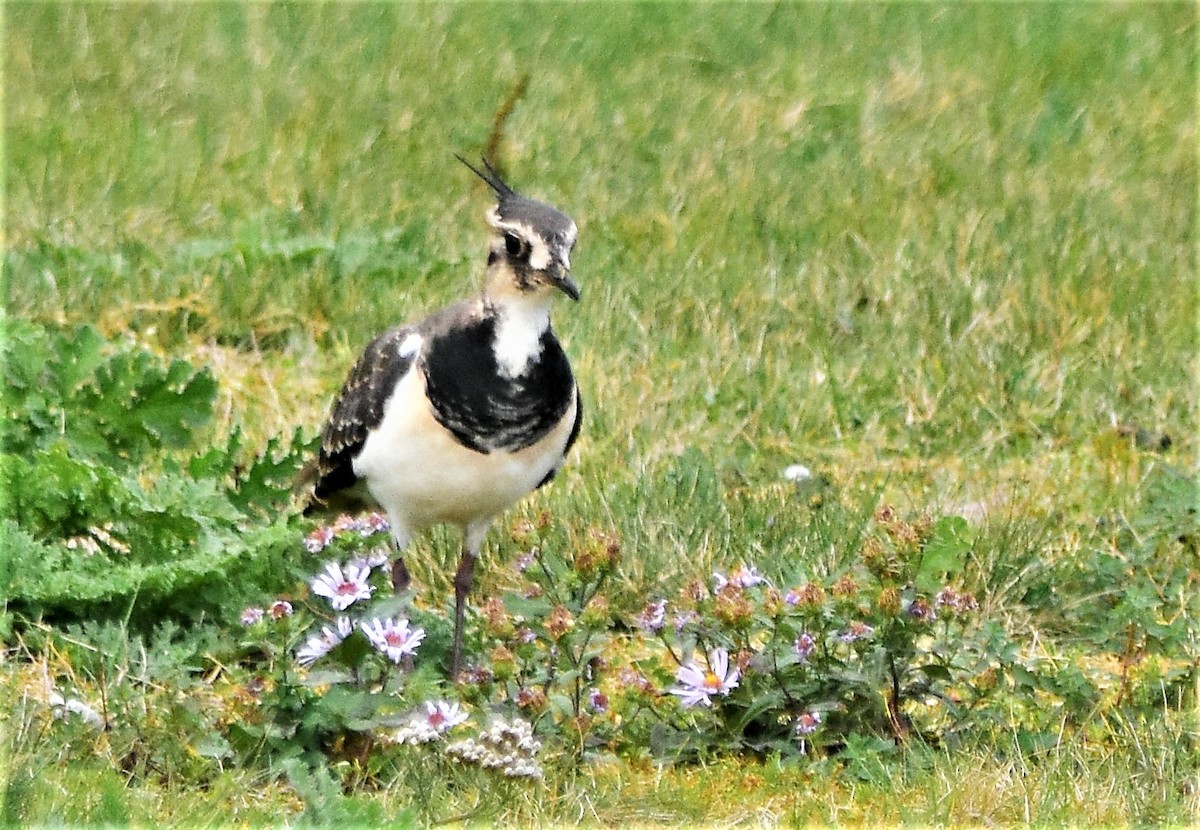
[352,366,575,538]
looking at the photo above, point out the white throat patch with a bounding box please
[493,301,550,378]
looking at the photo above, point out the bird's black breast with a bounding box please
[423,317,575,454]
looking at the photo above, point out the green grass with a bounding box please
[4,2,1198,826]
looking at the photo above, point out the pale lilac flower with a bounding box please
[394,699,469,744]
[794,632,816,661]
[728,564,767,588]
[310,561,374,611]
[423,699,468,732]
[670,648,741,707]
[588,688,609,714]
[361,617,426,663]
[837,620,875,643]
[515,626,537,645]
[514,549,537,573]
[240,607,265,626]
[713,564,766,591]
[295,617,353,666]
[360,512,390,536]
[672,609,701,633]
[348,545,390,573]
[635,598,667,633]
[304,526,335,554]
[332,514,362,534]
[935,586,978,614]
[794,709,822,735]
[906,597,936,622]
[269,600,294,620]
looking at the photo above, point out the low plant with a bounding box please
[0,319,312,631]
[625,505,1018,760]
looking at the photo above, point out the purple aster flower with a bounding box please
[361,617,426,663]
[304,526,335,554]
[906,597,936,622]
[728,564,767,588]
[635,598,667,634]
[672,609,701,633]
[425,699,468,730]
[669,648,741,708]
[310,561,374,611]
[713,564,767,591]
[588,688,609,714]
[269,600,294,620]
[514,549,537,573]
[240,607,265,626]
[348,545,390,573]
[360,512,390,536]
[794,632,816,661]
[794,710,822,735]
[935,586,978,614]
[838,620,875,643]
[295,617,353,667]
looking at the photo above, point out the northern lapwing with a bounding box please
[308,157,582,678]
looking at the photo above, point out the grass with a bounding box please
[3,2,1198,826]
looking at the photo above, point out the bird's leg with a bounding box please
[388,531,412,594]
[391,556,411,594]
[450,548,478,679]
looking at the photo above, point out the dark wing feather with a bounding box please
[535,387,582,490]
[313,326,418,502]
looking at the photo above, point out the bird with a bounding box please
[307,156,582,678]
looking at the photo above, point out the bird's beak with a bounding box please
[555,272,581,302]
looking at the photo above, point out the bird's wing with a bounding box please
[313,325,421,502]
[535,386,583,490]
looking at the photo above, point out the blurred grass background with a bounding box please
[7,0,1196,579]
[6,1,1197,560]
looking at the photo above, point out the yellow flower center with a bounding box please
[702,671,721,690]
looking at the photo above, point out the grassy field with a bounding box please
[3,2,1198,827]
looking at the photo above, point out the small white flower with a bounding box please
[393,699,469,745]
[295,617,353,666]
[360,617,425,663]
[670,648,741,708]
[49,691,104,728]
[784,464,813,482]
[310,561,374,611]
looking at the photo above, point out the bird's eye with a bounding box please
[504,232,527,259]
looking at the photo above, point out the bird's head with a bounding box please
[458,156,580,305]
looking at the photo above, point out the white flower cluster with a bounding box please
[445,717,543,779]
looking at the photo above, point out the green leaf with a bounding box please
[916,516,973,593]
[917,663,953,683]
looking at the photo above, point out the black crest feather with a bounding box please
[455,154,515,199]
